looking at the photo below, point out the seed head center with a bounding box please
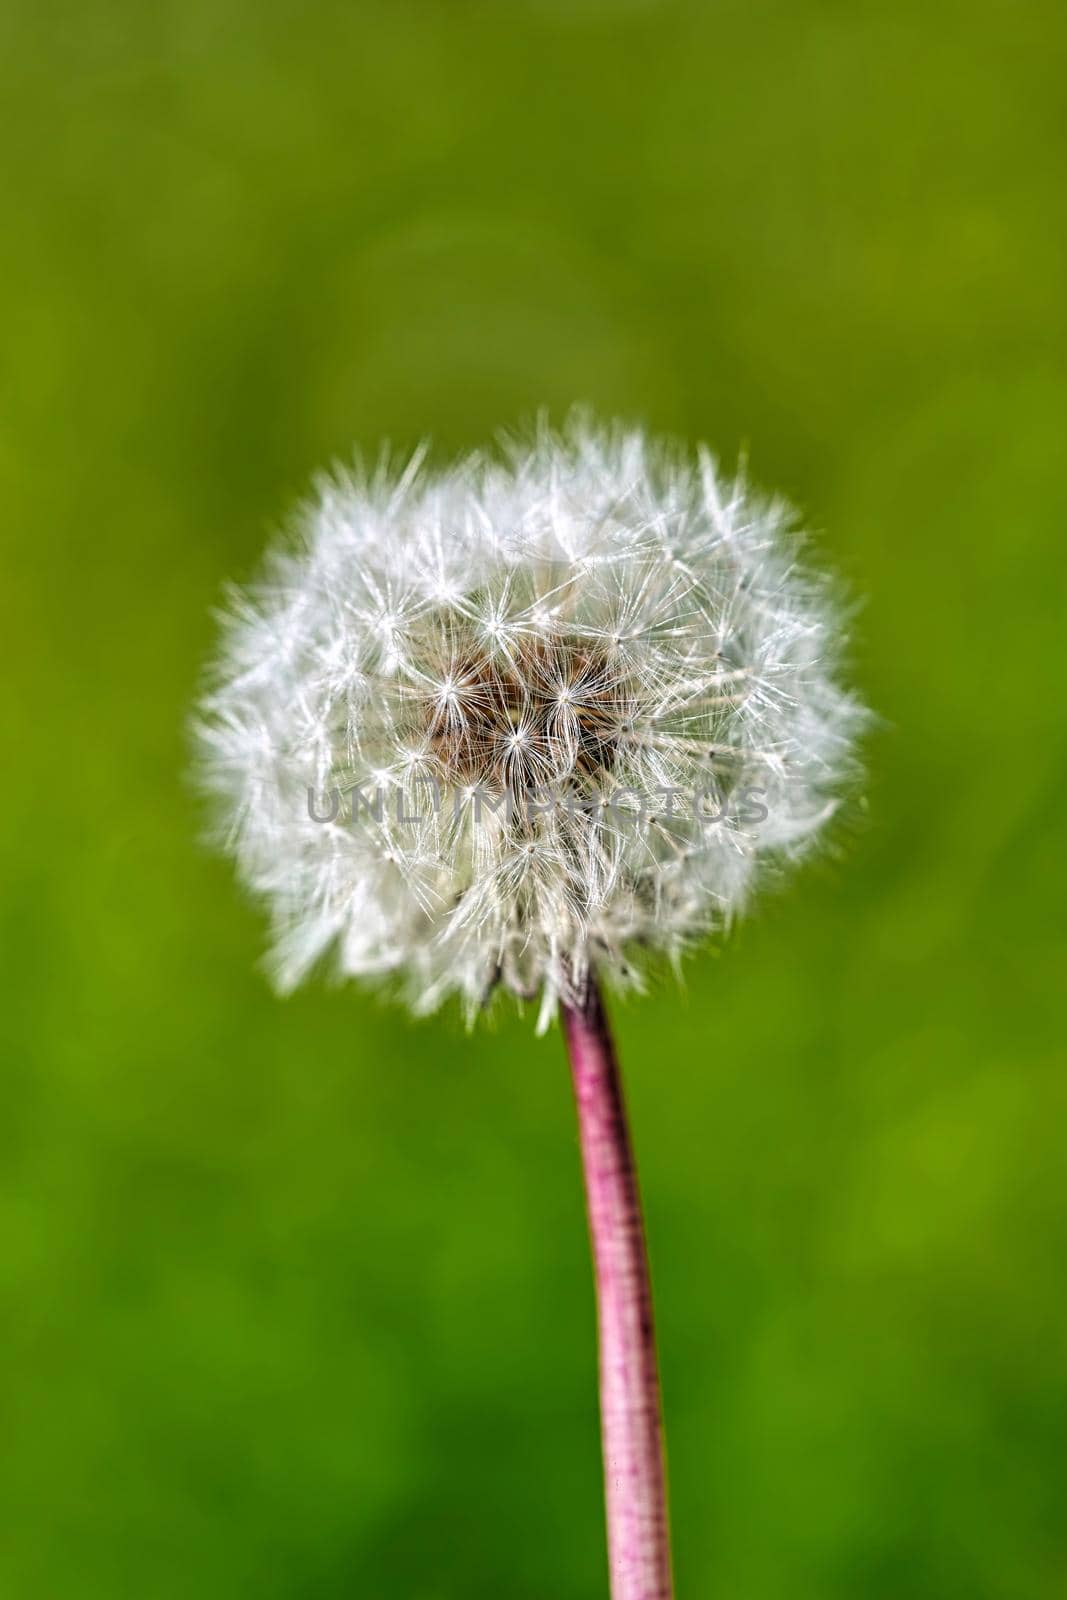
[424,632,631,788]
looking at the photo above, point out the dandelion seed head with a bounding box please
[196,416,866,1022]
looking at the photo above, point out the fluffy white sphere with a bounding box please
[197,417,864,1023]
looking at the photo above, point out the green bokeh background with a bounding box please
[3,2,1065,1595]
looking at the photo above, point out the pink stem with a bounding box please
[562,979,674,1600]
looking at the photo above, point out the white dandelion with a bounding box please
[195,414,867,1600]
[197,415,863,1027]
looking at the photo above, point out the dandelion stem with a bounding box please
[562,979,674,1600]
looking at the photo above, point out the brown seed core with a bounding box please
[424,637,632,790]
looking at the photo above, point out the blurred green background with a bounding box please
[2,1,1066,1595]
